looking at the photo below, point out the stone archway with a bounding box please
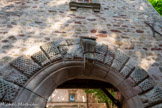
[0,37,162,108]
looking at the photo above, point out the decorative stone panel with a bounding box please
[58,45,69,57]
[138,79,154,93]
[96,44,108,55]
[130,68,148,84]
[140,86,162,107]
[120,62,135,79]
[10,56,41,77]
[111,52,129,71]
[104,51,114,66]
[40,43,62,62]
[31,50,50,67]
[4,69,28,86]
[0,78,20,102]
[95,53,105,62]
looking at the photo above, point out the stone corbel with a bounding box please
[80,37,96,76]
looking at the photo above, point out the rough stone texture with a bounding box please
[140,86,162,107]
[151,104,162,108]
[0,78,20,102]
[130,68,149,84]
[120,61,135,78]
[31,50,50,66]
[111,52,129,71]
[3,68,28,86]
[138,79,154,93]
[40,43,62,62]
[10,56,41,77]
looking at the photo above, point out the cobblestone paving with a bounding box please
[0,0,162,86]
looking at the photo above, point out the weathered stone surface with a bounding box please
[0,78,20,102]
[111,59,124,71]
[58,45,68,57]
[140,87,162,107]
[96,44,108,55]
[120,62,135,78]
[110,51,129,71]
[4,69,28,86]
[40,43,62,62]
[95,53,105,62]
[138,79,154,92]
[10,56,41,77]
[104,51,114,66]
[130,68,148,84]
[31,50,50,67]
[81,37,96,60]
[120,66,133,78]
[115,52,129,63]
[151,103,162,108]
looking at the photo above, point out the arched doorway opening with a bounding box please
[46,79,127,108]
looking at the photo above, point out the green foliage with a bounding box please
[148,0,162,15]
[84,89,116,108]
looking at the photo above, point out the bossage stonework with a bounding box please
[0,0,162,108]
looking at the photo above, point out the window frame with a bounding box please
[69,94,75,102]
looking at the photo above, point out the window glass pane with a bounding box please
[69,94,75,102]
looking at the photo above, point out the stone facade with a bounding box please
[0,0,162,108]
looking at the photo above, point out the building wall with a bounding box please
[48,89,87,102]
[0,0,161,88]
[46,89,109,108]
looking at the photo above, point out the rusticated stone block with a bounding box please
[104,53,113,66]
[111,59,124,71]
[64,44,83,59]
[10,56,41,77]
[120,66,133,78]
[4,69,28,86]
[0,78,20,102]
[95,53,105,62]
[110,52,129,71]
[120,63,135,78]
[31,50,50,67]
[66,38,80,45]
[130,68,148,84]
[115,52,129,63]
[40,43,62,62]
[53,39,67,46]
[138,79,154,92]
[58,45,68,56]
[96,44,108,55]
[140,87,162,107]
[151,103,162,108]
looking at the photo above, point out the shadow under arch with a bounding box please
[14,60,143,108]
